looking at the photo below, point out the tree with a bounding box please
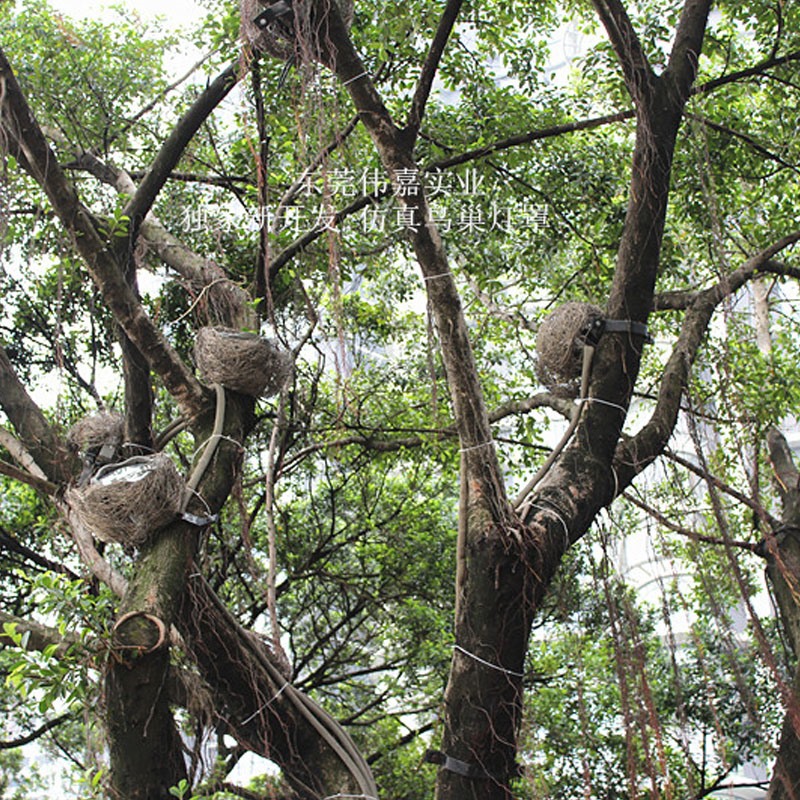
[2,0,800,798]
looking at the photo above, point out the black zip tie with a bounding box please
[602,318,653,343]
[424,750,522,781]
[254,0,293,29]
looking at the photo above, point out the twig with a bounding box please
[0,713,74,750]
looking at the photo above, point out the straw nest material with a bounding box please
[67,453,184,546]
[535,302,604,391]
[67,411,124,453]
[240,0,354,61]
[195,327,293,398]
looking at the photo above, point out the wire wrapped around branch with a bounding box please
[111,611,168,655]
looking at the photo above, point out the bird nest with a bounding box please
[195,327,293,398]
[240,0,354,62]
[535,302,604,392]
[67,453,184,547]
[67,411,124,453]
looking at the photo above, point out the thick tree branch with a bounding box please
[405,0,464,138]
[269,187,391,282]
[566,3,711,487]
[664,448,781,527]
[0,527,78,578]
[318,0,507,511]
[616,231,800,484]
[0,428,48,480]
[591,0,655,106]
[272,113,360,225]
[0,713,74,750]
[0,458,59,495]
[121,62,240,244]
[61,503,129,598]
[0,345,75,484]
[269,44,800,286]
[181,573,378,799]
[623,491,764,554]
[768,428,800,504]
[0,49,207,419]
[0,610,79,658]
[685,113,799,174]
[763,427,800,798]
[665,0,712,98]
[694,49,800,97]
[654,260,800,310]
[63,148,253,328]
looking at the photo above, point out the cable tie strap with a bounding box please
[180,511,219,527]
[459,440,495,454]
[321,795,379,800]
[424,750,522,781]
[422,271,451,282]
[454,644,525,677]
[342,70,370,86]
[424,750,483,779]
[602,319,653,343]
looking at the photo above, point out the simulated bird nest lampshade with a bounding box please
[67,411,124,453]
[194,326,293,398]
[535,301,604,392]
[68,453,184,547]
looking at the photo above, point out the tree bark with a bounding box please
[765,429,800,800]
[0,48,207,420]
[105,644,189,800]
[0,344,77,483]
[434,4,711,797]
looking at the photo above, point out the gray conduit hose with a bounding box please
[199,574,379,799]
[181,382,227,514]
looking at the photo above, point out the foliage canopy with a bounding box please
[2,0,800,798]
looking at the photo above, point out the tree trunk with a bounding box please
[105,391,253,798]
[307,3,712,797]
[104,520,203,799]
[105,644,188,799]
[765,429,800,800]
